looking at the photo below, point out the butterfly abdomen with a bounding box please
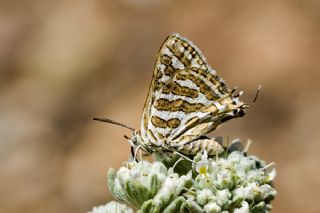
[177,138,224,155]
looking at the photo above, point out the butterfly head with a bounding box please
[127,131,151,153]
[127,131,140,147]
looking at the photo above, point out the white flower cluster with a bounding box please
[103,147,276,213]
[87,201,133,213]
[191,150,276,212]
[108,160,193,212]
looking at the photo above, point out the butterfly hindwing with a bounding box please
[140,34,241,148]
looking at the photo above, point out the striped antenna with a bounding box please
[252,84,262,104]
[93,117,135,131]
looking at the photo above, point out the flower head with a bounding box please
[195,150,210,177]
[87,201,133,213]
[103,139,276,212]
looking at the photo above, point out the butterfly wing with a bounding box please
[141,34,247,147]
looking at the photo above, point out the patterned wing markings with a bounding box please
[162,81,199,99]
[154,98,205,113]
[147,75,215,144]
[149,67,235,145]
[151,116,181,129]
[140,33,247,149]
[141,33,217,145]
[176,69,225,101]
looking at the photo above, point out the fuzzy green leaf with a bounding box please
[163,196,186,213]
[150,174,161,198]
[107,168,116,193]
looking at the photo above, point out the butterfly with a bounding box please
[94,33,258,156]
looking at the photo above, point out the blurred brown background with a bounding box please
[1,0,319,212]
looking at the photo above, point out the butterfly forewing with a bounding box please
[140,34,238,148]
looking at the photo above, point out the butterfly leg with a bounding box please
[133,145,144,162]
[172,151,194,163]
[131,147,138,162]
[177,138,225,156]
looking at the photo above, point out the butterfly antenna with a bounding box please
[231,86,238,95]
[252,84,262,104]
[93,117,135,131]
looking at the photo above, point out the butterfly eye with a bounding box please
[238,110,245,117]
